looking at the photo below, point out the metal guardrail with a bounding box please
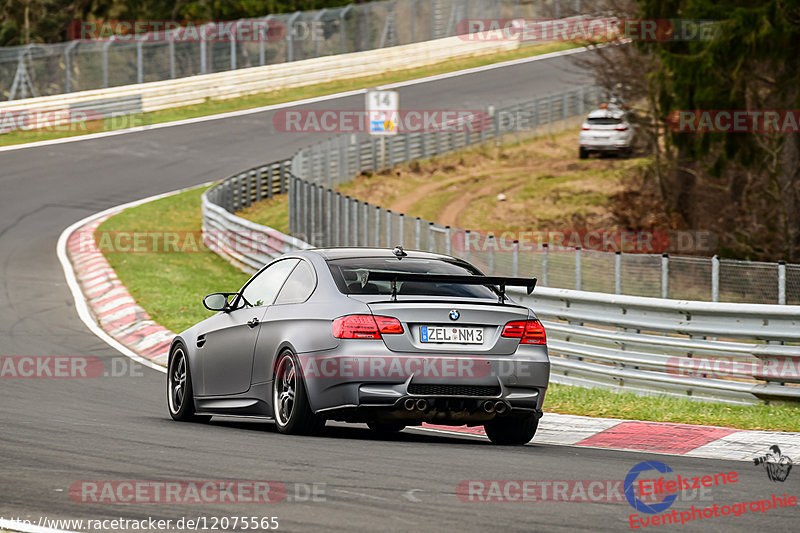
[2,0,589,100]
[202,84,800,404]
[202,159,309,272]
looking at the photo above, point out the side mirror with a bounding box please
[203,293,231,312]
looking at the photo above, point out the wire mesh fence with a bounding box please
[277,84,800,305]
[2,0,598,100]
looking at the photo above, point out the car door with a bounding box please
[251,259,320,386]
[199,258,299,397]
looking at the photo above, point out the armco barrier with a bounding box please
[1,34,518,132]
[2,0,591,99]
[200,83,800,404]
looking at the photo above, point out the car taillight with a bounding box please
[332,315,404,339]
[615,125,628,131]
[581,126,591,130]
[501,319,547,345]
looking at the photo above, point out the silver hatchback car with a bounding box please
[167,247,550,445]
[579,103,635,158]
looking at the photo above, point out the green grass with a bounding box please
[236,194,290,233]
[1,41,579,147]
[96,186,250,333]
[546,383,799,432]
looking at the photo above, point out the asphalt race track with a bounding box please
[0,54,795,532]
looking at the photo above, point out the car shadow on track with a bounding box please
[153,414,495,446]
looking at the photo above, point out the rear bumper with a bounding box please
[296,344,549,424]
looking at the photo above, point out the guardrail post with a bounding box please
[779,261,786,304]
[340,5,352,52]
[386,209,392,246]
[313,9,326,57]
[712,254,720,302]
[280,161,289,193]
[287,12,301,62]
[352,199,360,246]
[133,40,143,84]
[541,243,548,287]
[326,189,333,246]
[615,251,621,294]
[343,196,350,245]
[363,201,368,245]
[428,222,434,252]
[64,41,77,92]
[513,240,519,277]
[375,206,381,247]
[415,217,421,250]
[288,176,295,234]
[661,253,669,299]
[464,230,471,262]
[310,184,316,246]
[399,213,405,246]
[334,193,342,246]
[575,246,582,290]
[445,226,451,256]
[303,181,309,242]
[488,235,495,275]
[102,37,115,88]
[200,25,207,74]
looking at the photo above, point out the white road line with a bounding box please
[56,185,214,375]
[1,46,588,153]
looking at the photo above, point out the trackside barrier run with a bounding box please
[1,0,591,100]
[202,85,800,404]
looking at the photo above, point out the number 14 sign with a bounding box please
[366,90,399,136]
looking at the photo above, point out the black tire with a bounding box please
[367,422,406,434]
[579,147,589,159]
[273,351,325,436]
[484,416,539,445]
[167,343,210,422]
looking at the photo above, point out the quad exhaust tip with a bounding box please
[415,399,428,411]
[481,400,495,413]
[495,401,508,414]
[403,398,416,411]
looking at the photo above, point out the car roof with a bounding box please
[305,247,458,261]
[586,107,626,120]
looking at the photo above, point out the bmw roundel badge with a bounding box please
[449,310,460,321]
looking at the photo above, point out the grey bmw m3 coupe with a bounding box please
[167,247,550,445]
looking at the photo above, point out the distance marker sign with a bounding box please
[366,90,399,136]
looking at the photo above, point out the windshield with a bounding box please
[587,117,623,125]
[327,257,497,299]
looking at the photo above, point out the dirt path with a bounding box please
[338,129,639,232]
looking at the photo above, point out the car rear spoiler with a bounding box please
[361,271,537,304]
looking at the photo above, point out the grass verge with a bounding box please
[546,383,799,432]
[2,42,579,147]
[96,186,250,333]
[96,186,800,432]
[337,128,649,231]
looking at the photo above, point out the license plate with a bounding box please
[420,326,483,344]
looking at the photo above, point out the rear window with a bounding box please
[587,117,622,125]
[327,257,496,299]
